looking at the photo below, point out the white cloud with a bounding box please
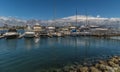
[97,15,100,18]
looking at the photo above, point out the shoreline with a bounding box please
[46,56,120,72]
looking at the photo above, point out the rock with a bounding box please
[98,60,107,65]
[112,67,120,72]
[116,68,120,72]
[95,63,115,72]
[95,63,100,68]
[110,57,119,64]
[69,70,77,72]
[105,65,114,72]
[83,62,88,66]
[117,57,120,61]
[77,65,83,68]
[79,67,89,72]
[108,61,119,67]
[98,64,107,71]
[62,65,78,72]
[89,67,101,72]
[113,56,118,58]
[61,56,120,72]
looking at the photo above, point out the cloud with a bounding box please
[97,15,100,18]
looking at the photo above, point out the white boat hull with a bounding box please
[4,32,19,39]
[24,32,35,38]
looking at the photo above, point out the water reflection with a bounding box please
[6,39,18,50]
[1,36,120,72]
[34,38,40,43]
[34,38,40,48]
[24,38,34,50]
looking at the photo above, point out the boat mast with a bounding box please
[53,0,56,27]
[85,11,88,27]
[76,8,78,27]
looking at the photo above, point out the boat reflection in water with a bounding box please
[1,36,120,72]
[34,38,40,48]
[34,38,40,43]
[6,39,18,50]
[24,38,40,50]
[24,38,34,50]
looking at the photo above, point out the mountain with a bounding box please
[0,15,120,28]
[0,16,27,26]
[45,15,120,28]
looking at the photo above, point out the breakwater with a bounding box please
[47,56,120,72]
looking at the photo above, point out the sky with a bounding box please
[0,0,120,20]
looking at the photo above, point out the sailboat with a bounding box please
[70,9,78,36]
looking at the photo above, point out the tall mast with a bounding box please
[85,11,88,27]
[76,8,78,27]
[53,0,56,27]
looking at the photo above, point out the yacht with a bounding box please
[4,28,19,39]
[24,26,35,38]
[33,23,42,38]
[33,23,42,33]
[52,32,64,37]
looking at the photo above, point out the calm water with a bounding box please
[0,36,120,72]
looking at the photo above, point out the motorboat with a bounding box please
[4,28,19,39]
[24,26,35,38]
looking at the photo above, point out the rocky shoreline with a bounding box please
[49,56,120,72]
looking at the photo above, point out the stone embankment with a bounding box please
[51,56,120,72]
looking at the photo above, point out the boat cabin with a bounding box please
[46,26,56,32]
[33,23,42,33]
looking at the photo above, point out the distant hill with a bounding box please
[0,15,120,28]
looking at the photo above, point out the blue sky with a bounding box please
[0,0,120,20]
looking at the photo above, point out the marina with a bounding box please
[0,24,120,72]
[0,22,120,72]
[0,0,120,72]
[0,36,120,72]
[0,24,120,39]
